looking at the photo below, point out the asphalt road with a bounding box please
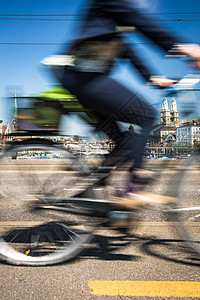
[0,162,200,299]
[0,223,199,300]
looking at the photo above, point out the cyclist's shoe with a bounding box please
[120,169,155,196]
[131,170,154,185]
[111,191,176,210]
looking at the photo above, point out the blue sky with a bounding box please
[0,0,200,128]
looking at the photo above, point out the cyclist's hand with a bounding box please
[149,76,177,89]
[175,44,200,70]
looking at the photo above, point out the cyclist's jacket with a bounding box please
[66,0,183,79]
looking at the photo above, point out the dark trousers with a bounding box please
[61,68,157,169]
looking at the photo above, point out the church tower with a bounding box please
[160,97,170,125]
[12,90,18,132]
[170,97,179,123]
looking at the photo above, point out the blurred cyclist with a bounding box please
[51,0,200,208]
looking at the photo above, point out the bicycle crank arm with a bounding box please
[36,204,96,216]
[35,197,114,206]
[32,197,119,217]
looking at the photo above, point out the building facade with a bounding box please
[153,125,176,144]
[176,121,200,145]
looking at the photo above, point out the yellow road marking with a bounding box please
[88,281,200,297]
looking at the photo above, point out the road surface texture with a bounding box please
[0,159,200,299]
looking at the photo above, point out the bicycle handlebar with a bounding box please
[163,74,200,96]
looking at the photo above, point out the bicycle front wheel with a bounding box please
[174,154,200,255]
[0,140,97,266]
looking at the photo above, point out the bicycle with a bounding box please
[0,74,200,266]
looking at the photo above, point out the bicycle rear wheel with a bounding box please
[174,154,200,255]
[0,140,97,266]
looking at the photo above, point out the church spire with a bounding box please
[14,88,18,119]
[11,88,18,132]
[161,97,170,125]
[170,97,177,112]
[170,97,179,123]
[162,97,169,110]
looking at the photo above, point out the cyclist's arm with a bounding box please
[122,43,157,82]
[121,44,175,88]
[101,0,200,69]
[100,0,180,52]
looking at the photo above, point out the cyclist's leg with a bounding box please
[61,70,176,207]
[92,97,156,193]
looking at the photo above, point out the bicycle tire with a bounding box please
[0,139,97,266]
[173,154,200,255]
